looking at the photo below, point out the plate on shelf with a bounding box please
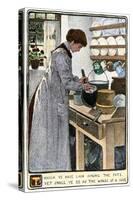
[107,36,117,56]
[102,18,119,36]
[97,37,108,56]
[115,36,126,56]
[91,22,102,37]
[90,39,100,56]
[116,36,125,45]
[113,94,126,107]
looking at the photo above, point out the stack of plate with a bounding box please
[107,36,117,56]
[90,39,99,56]
[91,22,102,37]
[115,36,126,56]
[97,37,108,56]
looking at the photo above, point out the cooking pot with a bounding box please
[89,80,109,90]
[81,70,109,107]
[89,69,109,90]
[82,85,97,107]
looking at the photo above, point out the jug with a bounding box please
[113,61,125,77]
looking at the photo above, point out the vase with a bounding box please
[30,59,40,69]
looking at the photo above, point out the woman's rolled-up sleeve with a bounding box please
[73,75,80,82]
[55,52,83,91]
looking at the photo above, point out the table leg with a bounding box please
[102,124,115,169]
[76,129,84,170]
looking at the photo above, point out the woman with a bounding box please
[29,29,91,172]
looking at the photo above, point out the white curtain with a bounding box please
[43,21,61,67]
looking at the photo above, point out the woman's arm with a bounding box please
[55,52,83,91]
[73,75,79,82]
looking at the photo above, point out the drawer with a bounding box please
[76,113,103,139]
[69,108,76,123]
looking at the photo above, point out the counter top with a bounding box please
[69,99,126,170]
[69,100,125,124]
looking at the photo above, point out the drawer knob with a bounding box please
[82,121,89,126]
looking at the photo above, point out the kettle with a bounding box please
[113,61,125,77]
[93,61,104,75]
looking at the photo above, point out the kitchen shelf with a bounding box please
[89,20,127,98]
[92,34,126,39]
[89,23,126,31]
[90,55,126,61]
[89,22,127,63]
[90,45,126,48]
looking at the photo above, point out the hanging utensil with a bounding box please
[93,61,104,75]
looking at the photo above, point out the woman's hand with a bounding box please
[79,77,88,84]
[83,83,93,91]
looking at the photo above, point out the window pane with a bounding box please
[46,14,55,20]
[29,12,35,19]
[36,13,45,19]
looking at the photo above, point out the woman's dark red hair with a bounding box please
[66,29,87,47]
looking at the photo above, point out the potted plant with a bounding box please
[29,45,45,69]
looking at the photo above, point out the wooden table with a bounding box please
[69,100,126,170]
